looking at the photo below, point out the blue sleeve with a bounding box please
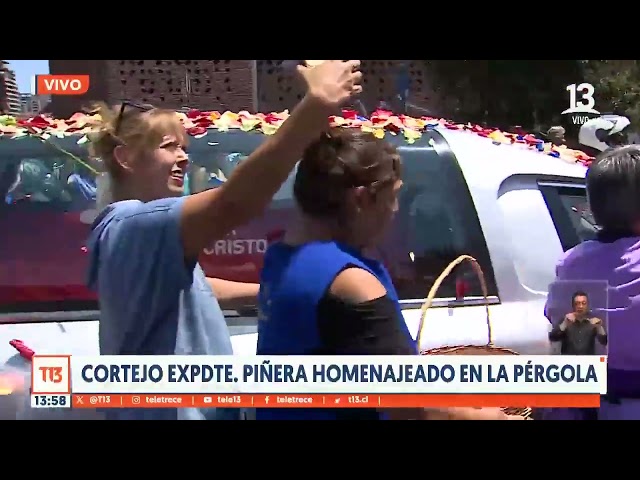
[88,197,194,293]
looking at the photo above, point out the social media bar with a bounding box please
[69,393,599,408]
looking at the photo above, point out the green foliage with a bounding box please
[424,60,640,134]
[582,60,640,125]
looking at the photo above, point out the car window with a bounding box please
[187,149,296,204]
[190,132,498,301]
[558,189,598,242]
[1,156,95,208]
[539,183,597,251]
[0,148,100,315]
[378,133,499,300]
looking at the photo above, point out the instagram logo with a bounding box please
[265,396,270,404]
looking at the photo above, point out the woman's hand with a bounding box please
[297,60,363,113]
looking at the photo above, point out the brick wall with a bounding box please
[48,60,254,117]
[256,60,444,116]
[108,60,254,111]
[48,60,446,119]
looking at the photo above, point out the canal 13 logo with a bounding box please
[562,83,600,125]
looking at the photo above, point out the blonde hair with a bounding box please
[87,102,188,180]
[87,102,188,207]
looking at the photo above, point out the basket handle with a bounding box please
[416,255,492,348]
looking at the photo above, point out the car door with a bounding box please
[496,173,595,354]
[377,132,505,351]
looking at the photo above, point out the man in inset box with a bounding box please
[549,290,607,355]
[546,290,608,421]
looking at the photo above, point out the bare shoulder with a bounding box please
[329,267,388,304]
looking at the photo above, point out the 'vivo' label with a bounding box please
[33,74,90,95]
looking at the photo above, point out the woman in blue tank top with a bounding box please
[256,128,520,420]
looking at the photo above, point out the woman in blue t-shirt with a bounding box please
[83,61,364,420]
[256,128,520,420]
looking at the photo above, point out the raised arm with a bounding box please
[180,61,362,259]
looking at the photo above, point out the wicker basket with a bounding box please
[417,255,533,420]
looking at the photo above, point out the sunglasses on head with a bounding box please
[114,100,154,136]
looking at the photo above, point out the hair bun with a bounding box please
[323,130,347,149]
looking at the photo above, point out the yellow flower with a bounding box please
[240,119,261,132]
[262,123,279,135]
[403,129,422,144]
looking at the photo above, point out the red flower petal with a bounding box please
[186,126,207,136]
[341,109,358,120]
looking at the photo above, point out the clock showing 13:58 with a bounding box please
[30,394,71,409]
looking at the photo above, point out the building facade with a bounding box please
[20,93,50,114]
[256,60,440,117]
[0,60,21,115]
[48,60,255,118]
[47,60,443,118]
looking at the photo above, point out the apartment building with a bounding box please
[0,60,21,115]
[20,93,51,114]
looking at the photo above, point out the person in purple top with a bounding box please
[544,144,640,420]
